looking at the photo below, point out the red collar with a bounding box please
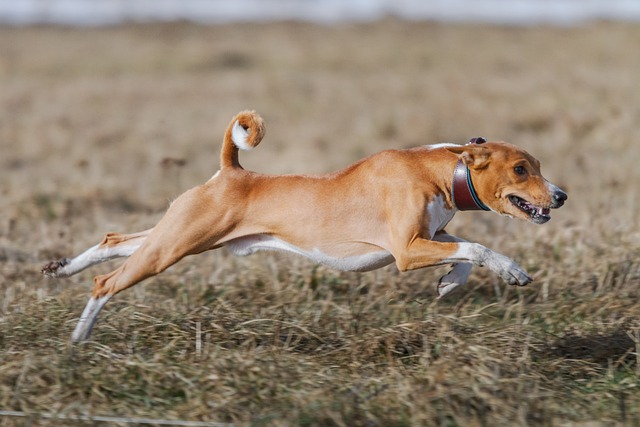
[451,137,490,211]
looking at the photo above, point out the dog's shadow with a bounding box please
[536,325,637,369]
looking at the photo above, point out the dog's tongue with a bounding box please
[540,207,550,215]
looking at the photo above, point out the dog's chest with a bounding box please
[425,195,455,238]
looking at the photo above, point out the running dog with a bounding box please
[42,111,567,341]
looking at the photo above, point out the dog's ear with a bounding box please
[446,145,491,169]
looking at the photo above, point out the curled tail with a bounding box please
[220,110,266,169]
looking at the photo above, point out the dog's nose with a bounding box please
[552,189,567,207]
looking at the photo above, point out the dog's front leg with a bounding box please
[432,231,472,298]
[394,238,532,287]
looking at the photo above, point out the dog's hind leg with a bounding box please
[71,238,183,342]
[41,229,152,278]
[71,186,233,342]
[71,294,112,342]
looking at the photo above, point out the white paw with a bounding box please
[437,280,464,299]
[497,258,532,286]
[480,250,532,286]
[436,263,472,299]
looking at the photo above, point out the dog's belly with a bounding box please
[225,235,394,272]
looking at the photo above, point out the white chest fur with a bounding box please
[426,195,456,238]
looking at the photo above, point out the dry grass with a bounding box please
[1,20,640,426]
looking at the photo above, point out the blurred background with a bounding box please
[2,0,640,25]
[1,1,639,425]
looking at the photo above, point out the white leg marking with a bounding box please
[437,263,473,298]
[71,295,112,342]
[445,242,532,287]
[43,242,142,278]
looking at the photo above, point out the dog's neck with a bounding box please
[451,160,490,211]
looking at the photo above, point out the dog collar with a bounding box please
[452,137,490,211]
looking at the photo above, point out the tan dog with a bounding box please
[42,111,567,342]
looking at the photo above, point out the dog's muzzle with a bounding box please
[551,189,567,209]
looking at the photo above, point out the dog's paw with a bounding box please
[500,262,532,287]
[436,280,464,299]
[436,263,472,299]
[41,258,70,278]
[484,252,532,286]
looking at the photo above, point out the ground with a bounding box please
[0,20,639,426]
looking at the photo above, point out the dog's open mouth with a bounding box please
[508,195,551,224]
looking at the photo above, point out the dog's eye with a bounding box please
[514,166,527,176]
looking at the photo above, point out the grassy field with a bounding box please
[1,20,640,426]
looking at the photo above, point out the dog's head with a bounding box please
[447,142,567,224]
